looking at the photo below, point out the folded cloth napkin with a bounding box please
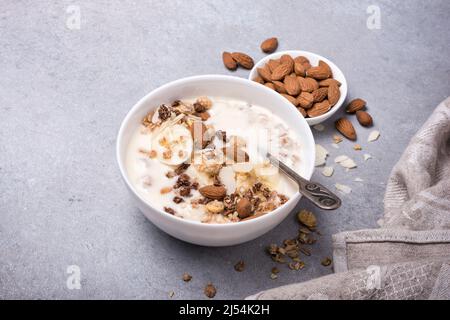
[247,97,450,300]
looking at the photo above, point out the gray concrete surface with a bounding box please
[1,0,449,299]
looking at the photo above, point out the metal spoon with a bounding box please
[266,152,341,210]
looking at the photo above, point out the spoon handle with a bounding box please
[266,153,341,210]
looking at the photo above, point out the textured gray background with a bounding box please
[1,0,449,299]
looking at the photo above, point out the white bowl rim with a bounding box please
[116,74,315,229]
[249,50,348,123]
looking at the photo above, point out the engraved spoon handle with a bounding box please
[266,153,341,210]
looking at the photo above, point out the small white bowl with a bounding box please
[117,75,315,246]
[249,50,348,126]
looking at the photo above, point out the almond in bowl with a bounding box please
[249,50,348,126]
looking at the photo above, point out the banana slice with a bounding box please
[152,124,193,165]
[254,163,280,189]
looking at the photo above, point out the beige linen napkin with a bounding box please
[247,97,450,300]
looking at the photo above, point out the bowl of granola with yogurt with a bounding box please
[117,75,315,246]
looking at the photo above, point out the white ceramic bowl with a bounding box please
[117,75,315,246]
[249,50,348,126]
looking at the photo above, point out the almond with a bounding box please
[307,100,331,117]
[236,198,253,218]
[356,110,373,127]
[222,52,237,70]
[257,67,272,82]
[271,63,291,81]
[328,83,341,106]
[253,75,264,84]
[319,78,341,87]
[312,87,328,102]
[260,37,278,53]
[307,66,330,80]
[199,185,227,200]
[231,52,254,69]
[346,98,366,113]
[294,62,306,77]
[294,56,310,65]
[299,77,318,92]
[281,93,299,106]
[280,54,294,73]
[319,60,332,78]
[267,59,281,72]
[264,82,275,90]
[273,81,287,94]
[284,75,301,96]
[298,107,307,117]
[335,118,357,140]
[297,92,314,109]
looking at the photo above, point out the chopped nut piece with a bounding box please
[297,209,317,229]
[205,200,225,214]
[368,130,380,142]
[322,166,334,177]
[315,144,329,167]
[204,283,216,298]
[196,96,213,110]
[160,187,173,194]
[321,257,332,267]
[270,273,278,280]
[353,144,362,151]
[234,260,245,272]
[164,207,176,215]
[288,261,305,270]
[182,273,192,282]
[363,153,372,161]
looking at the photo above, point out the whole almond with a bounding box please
[328,83,341,106]
[298,107,307,117]
[319,78,341,87]
[294,56,310,65]
[307,100,331,117]
[307,66,330,80]
[271,63,291,81]
[312,87,328,102]
[267,59,281,72]
[260,37,278,53]
[294,62,306,77]
[231,52,254,69]
[318,60,332,78]
[236,198,253,218]
[297,92,314,109]
[280,54,294,73]
[300,77,319,92]
[284,75,301,96]
[253,75,264,84]
[199,185,227,200]
[264,82,275,90]
[257,67,272,82]
[272,81,287,94]
[281,94,299,106]
[222,52,237,70]
[356,110,373,127]
[335,118,357,140]
[346,98,366,113]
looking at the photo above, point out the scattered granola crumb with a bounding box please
[321,257,332,267]
[335,183,352,194]
[204,283,217,298]
[288,261,305,270]
[353,144,362,151]
[234,260,245,272]
[182,273,192,282]
[322,166,334,177]
[297,209,317,230]
[270,273,278,280]
[368,130,380,142]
